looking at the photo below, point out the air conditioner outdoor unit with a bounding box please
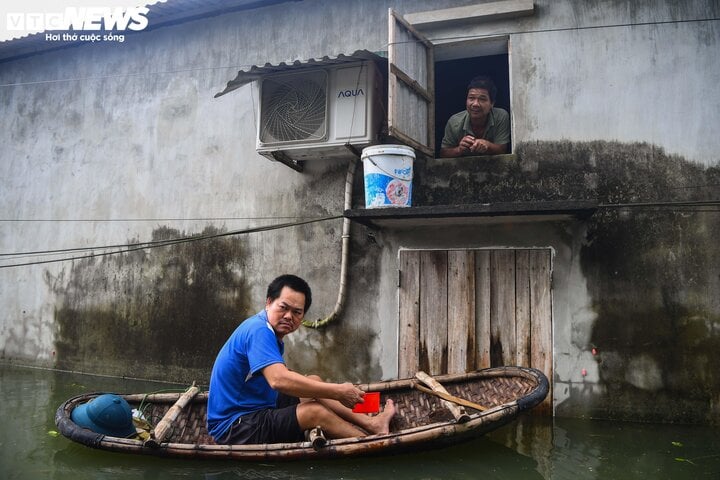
[256,61,383,162]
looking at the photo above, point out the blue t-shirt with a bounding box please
[206,310,285,440]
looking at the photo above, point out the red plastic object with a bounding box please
[352,392,380,414]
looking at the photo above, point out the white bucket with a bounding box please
[361,144,415,208]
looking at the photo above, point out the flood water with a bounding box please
[1,362,718,479]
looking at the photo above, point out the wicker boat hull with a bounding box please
[55,366,548,461]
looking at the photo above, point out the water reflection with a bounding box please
[51,423,544,480]
[1,363,718,480]
[489,415,720,480]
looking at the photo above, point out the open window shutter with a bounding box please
[388,9,435,157]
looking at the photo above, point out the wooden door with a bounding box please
[398,248,553,413]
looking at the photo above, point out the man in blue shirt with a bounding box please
[440,75,510,157]
[207,274,396,444]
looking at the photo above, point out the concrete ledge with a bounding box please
[404,0,534,29]
[345,200,598,229]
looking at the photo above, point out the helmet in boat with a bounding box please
[71,394,136,438]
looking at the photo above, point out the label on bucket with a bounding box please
[364,173,412,207]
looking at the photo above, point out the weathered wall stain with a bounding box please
[37,140,720,423]
[399,140,719,423]
[289,323,379,384]
[286,225,383,384]
[519,141,719,424]
[51,226,252,383]
[575,144,720,423]
[413,141,719,207]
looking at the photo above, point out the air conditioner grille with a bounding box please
[259,71,328,144]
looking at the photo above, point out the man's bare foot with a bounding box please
[367,399,396,435]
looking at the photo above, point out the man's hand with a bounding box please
[336,382,365,409]
[469,138,491,154]
[458,135,476,152]
[440,135,485,157]
[457,135,495,155]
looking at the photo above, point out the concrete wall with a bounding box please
[1,0,718,423]
[402,143,720,424]
[425,0,720,166]
[412,0,719,423]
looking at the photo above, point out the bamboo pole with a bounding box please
[123,391,209,404]
[307,426,327,450]
[414,371,471,423]
[144,383,199,448]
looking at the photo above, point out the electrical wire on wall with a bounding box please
[2,15,719,330]
[0,215,341,269]
[3,197,717,269]
[3,16,719,90]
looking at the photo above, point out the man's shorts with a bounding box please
[220,393,304,445]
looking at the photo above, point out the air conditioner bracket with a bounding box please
[270,151,305,173]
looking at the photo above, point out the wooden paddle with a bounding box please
[145,383,199,448]
[414,371,487,422]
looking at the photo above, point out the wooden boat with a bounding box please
[55,366,548,461]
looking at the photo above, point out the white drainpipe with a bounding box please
[303,156,358,328]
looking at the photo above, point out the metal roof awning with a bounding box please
[214,49,387,98]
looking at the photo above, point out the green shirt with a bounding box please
[441,108,510,151]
